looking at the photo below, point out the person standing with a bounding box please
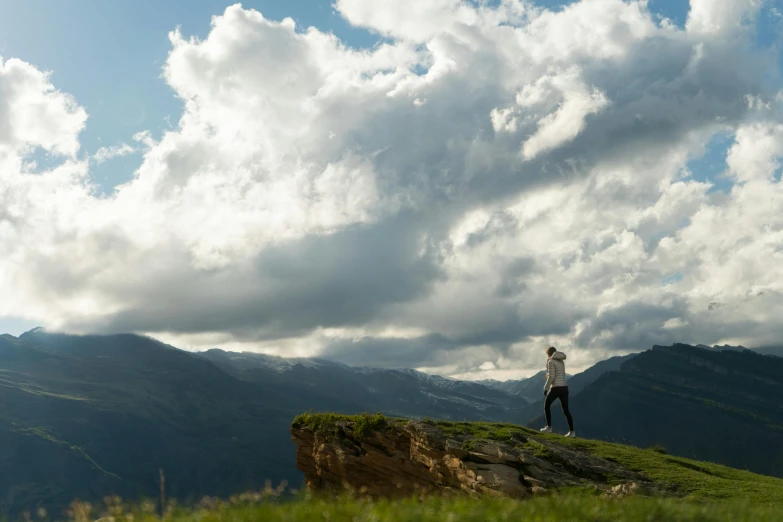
[540,346,576,437]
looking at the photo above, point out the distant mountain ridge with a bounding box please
[479,371,552,401]
[695,343,747,352]
[480,352,639,402]
[199,349,532,421]
[200,348,333,374]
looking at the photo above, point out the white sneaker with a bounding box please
[539,426,552,433]
[565,431,577,438]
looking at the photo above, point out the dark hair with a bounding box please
[546,346,557,357]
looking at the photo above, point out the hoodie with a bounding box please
[544,351,568,391]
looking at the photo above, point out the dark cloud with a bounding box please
[69,212,444,339]
[574,298,691,350]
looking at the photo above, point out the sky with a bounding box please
[0,0,782,379]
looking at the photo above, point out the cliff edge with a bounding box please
[290,413,661,499]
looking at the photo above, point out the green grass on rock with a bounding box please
[292,414,783,505]
[292,412,401,440]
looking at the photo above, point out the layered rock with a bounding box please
[291,419,660,499]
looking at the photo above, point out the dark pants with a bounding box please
[545,386,574,431]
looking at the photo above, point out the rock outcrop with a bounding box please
[291,418,662,499]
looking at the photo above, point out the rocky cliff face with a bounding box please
[290,418,661,499]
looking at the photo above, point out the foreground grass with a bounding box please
[66,495,783,522]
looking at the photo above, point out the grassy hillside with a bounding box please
[51,494,783,522]
[539,427,782,504]
[293,413,783,505]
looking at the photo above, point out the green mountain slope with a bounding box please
[0,332,301,517]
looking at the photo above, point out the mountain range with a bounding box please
[480,352,639,403]
[1,328,781,517]
[198,348,532,421]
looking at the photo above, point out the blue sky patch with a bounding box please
[685,131,736,193]
[661,272,684,286]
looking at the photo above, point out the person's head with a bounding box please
[546,346,557,358]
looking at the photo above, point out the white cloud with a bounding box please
[0,56,87,156]
[93,143,136,164]
[335,0,481,42]
[726,123,783,183]
[0,1,782,377]
[517,67,610,160]
[687,0,764,35]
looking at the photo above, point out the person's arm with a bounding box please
[544,359,555,393]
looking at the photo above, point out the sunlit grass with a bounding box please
[53,493,783,522]
[539,434,783,504]
[291,411,406,439]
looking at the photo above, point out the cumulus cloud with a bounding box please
[686,0,764,35]
[1,1,782,379]
[0,56,86,156]
[515,67,611,160]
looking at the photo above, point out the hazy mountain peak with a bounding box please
[20,326,46,336]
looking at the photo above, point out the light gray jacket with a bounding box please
[544,351,568,391]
